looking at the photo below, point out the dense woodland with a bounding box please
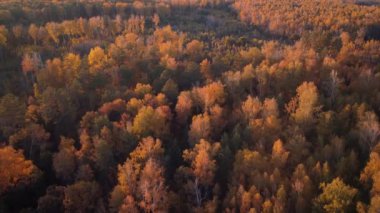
[0,0,380,212]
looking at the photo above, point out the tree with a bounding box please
[186,40,204,61]
[271,139,289,168]
[37,58,65,88]
[22,52,42,75]
[154,25,184,57]
[209,104,226,137]
[200,59,213,81]
[38,87,78,127]
[63,181,102,213]
[358,111,380,151]
[138,159,169,212]
[53,137,77,183]
[63,53,81,81]
[261,41,283,62]
[88,46,108,74]
[193,81,225,110]
[0,25,8,47]
[119,196,139,213]
[188,113,211,145]
[111,162,137,212]
[162,79,179,101]
[93,136,115,180]
[241,96,262,121]
[0,146,39,194]
[134,83,152,98]
[28,24,39,44]
[132,106,171,138]
[240,96,281,147]
[12,25,23,40]
[360,150,380,213]
[38,26,48,44]
[240,47,264,66]
[110,137,165,212]
[9,123,50,168]
[285,128,310,167]
[45,22,61,44]
[224,184,263,212]
[274,185,287,213]
[368,172,380,213]
[0,94,26,138]
[178,139,221,208]
[289,81,320,126]
[314,178,357,213]
[361,152,380,184]
[324,70,342,106]
[262,199,273,213]
[184,139,221,186]
[160,54,178,70]
[37,186,65,213]
[229,149,266,187]
[175,91,193,124]
[291,164,313,212]
[152,13,160,28]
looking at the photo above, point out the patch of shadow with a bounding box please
[365,24,380,41]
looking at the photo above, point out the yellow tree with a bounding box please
[314,178,357,213]
[290,81,320,126]
[186,40,204,61]
[0,146,39,194]
[28,24,39,45]
[360,148,380,213]
[271,139,289,168]
[110,137,165,212]
[188,113,211,145]
[179,139,221,208]
[63,53,81,80]
[88,46,108,74]
[132,106,171,138]
[45,22,61,44]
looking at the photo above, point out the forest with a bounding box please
[0,0,380,212]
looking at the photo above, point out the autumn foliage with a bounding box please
[0,0,380,212]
